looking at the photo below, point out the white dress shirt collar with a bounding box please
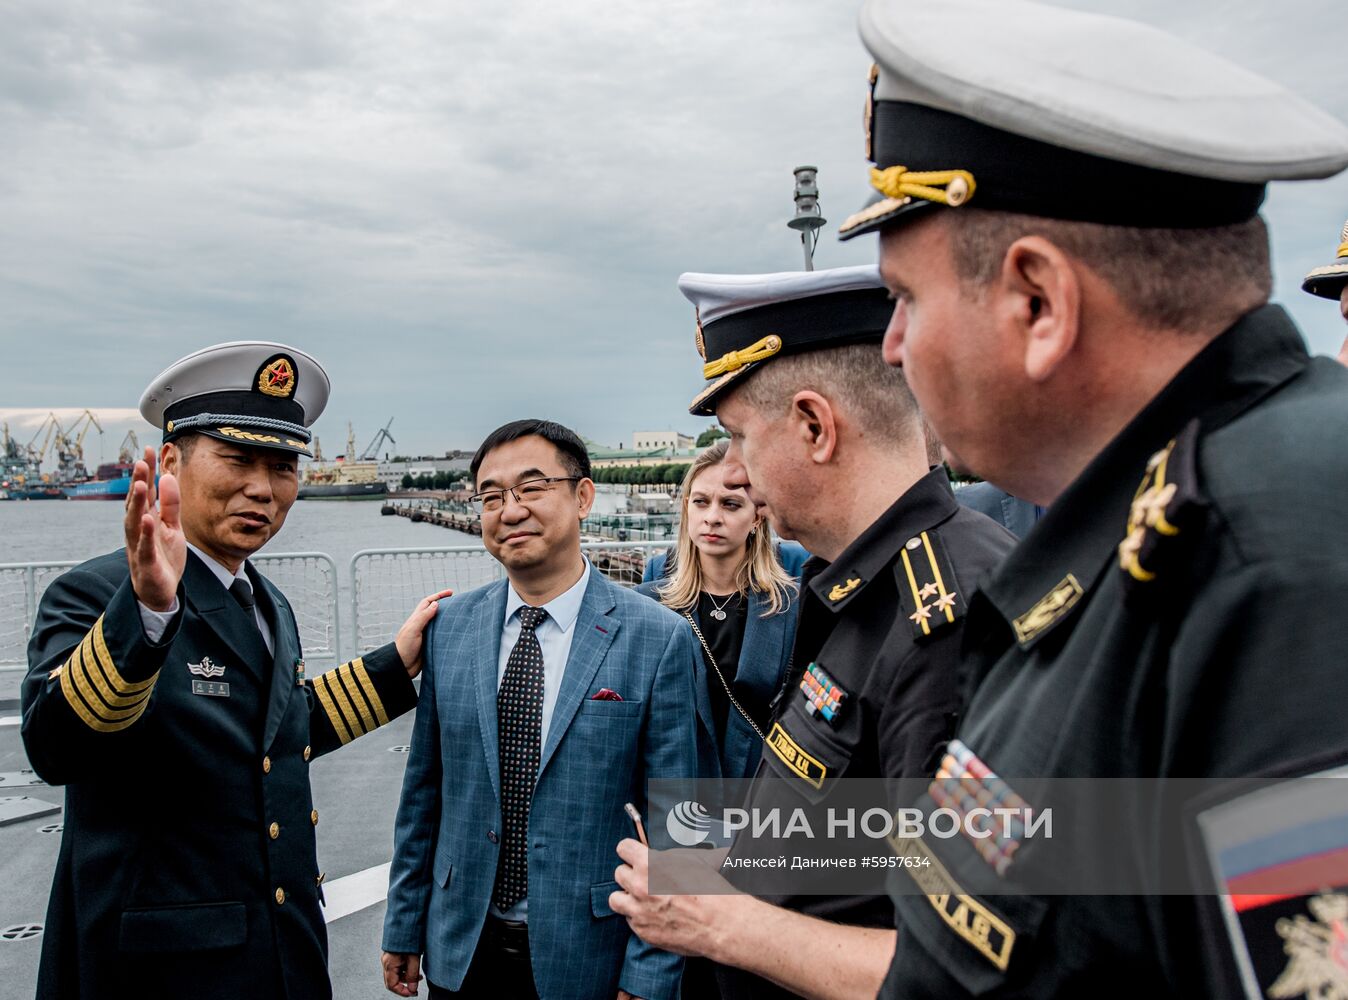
[187,542,251,594]
[503,558,591,633]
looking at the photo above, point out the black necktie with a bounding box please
[229,579,264,640]
[229,578,256,614]
[493,605,548,912]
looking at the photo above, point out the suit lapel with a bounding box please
[474,583,509,804]
[738,592,787,708]
[182,553,269,682]
[248,565,299,752]
[538,568,618,778]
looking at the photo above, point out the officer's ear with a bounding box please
[160,438,191,478]
[997,235,1081,383]
[788,390,837,466]
[159,442,179,477]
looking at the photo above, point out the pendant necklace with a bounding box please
[706,591,736,621]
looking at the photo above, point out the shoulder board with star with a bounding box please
[894,528,966,642]
[1117,418,1208,595]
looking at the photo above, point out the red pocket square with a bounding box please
[591,688,623,701]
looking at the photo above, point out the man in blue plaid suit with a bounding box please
[382,419,700,1000]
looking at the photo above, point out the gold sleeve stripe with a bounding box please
[322,667,366,740]
[312,673,354,745]
[90,616,157,696]
[350,658,390,727]
[58,631,153,733]
[69,654,148,721]
[920,532,957,625]
[59,659,133,732]
[334,664,377,735]
[79,634,155,709]
[899,548,933,637]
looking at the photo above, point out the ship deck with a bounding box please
[0,665,418,999]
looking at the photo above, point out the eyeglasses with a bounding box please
[468,476,579,513]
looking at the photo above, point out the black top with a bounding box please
[695,590,749,745]
[880,305,1348,998]
[716,467,1017,1000]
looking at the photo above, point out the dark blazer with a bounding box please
[382,566,699,1000]
[21,550,416,1000]
[636,581,799,781]
[954,480,1043,538]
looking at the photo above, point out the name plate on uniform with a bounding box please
[191,680,231,698]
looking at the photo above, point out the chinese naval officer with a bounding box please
[837,0,1348,995]
[21,342,450,1000]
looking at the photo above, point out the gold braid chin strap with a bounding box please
[870,165,977,207]
[702,334,782,380]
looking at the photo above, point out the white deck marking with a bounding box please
[322,862,391,923]
[0,717,20,729]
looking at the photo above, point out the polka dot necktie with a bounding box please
[492,605,549,912]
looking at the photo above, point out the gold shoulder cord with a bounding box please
[683,612,767,742]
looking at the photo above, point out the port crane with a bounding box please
[2,423,25,462]
[118,430,140,464]
[360,418,396,462]
[54,410,103,481]
[26,413,63,465]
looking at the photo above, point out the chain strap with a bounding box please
[683,612,766,742]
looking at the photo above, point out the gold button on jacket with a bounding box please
[262,756,271,774]
[274,887,285,905]
[268,822,279,840]
[310,810,318,826]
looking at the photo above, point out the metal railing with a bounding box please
[0,561,80,670]
[348,541,673,655]
[1,542,671,671]
[253,552,340,663]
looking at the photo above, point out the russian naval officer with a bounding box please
[838,0,1348,995]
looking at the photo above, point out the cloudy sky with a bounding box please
[2,0,1345,462]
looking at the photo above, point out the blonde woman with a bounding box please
[637,440,801,781]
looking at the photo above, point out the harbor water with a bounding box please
[0,497,482,569]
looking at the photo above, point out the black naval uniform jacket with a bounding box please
[21,549,418,1000]
[717,468,1016,1000]
[880,305,1348,999]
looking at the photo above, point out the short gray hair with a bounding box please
[944,210,1271,333]
[735,343,921,446]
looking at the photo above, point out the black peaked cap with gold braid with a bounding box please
[679,265,893,416]
[1302,218,1348,300]
[139,341,331,457]
[839,0,1348,241]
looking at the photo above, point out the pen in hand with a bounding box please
[624,802,648,846]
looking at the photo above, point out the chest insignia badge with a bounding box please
[295,657,306,686]
[799,662,848,727]
[1268,894,1348,1000]
[187,656,226,679]
[929,740,1036,878]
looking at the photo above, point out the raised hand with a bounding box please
[123,446,187,611]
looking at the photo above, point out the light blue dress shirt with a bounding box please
[495,558,591,921]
